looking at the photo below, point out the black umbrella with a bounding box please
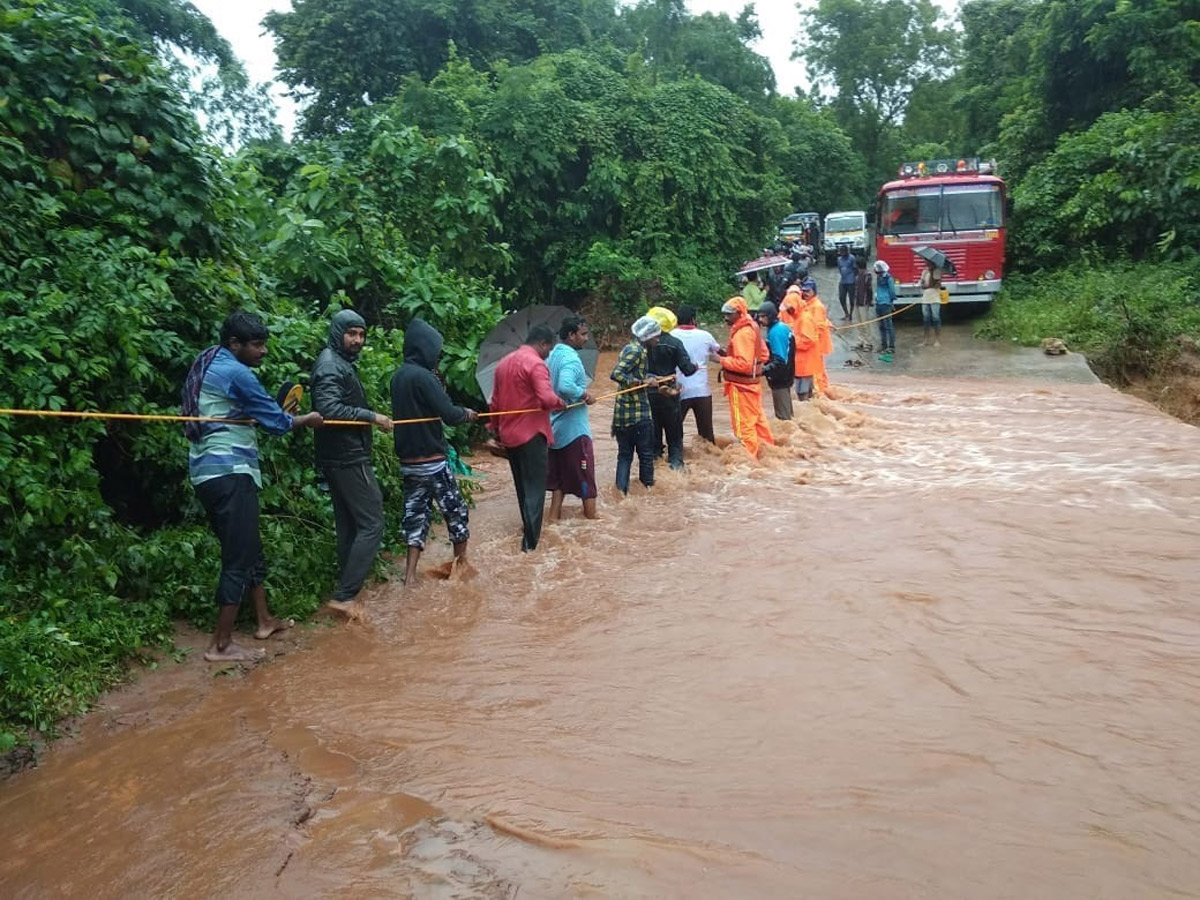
[475,305,598,403]
[913,246,958,276]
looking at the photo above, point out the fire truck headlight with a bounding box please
[984,269,996,279]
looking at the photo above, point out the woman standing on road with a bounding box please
[919,259,943,347]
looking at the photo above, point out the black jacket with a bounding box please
[646,332,699,379]
[390,319,469,462]
[311,309,376,468]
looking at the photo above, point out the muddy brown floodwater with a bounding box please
[4,335,1200,899]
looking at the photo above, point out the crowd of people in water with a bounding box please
[183,254,946,661]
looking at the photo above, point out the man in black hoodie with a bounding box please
[311,310,394,616]
[390,319,479,584]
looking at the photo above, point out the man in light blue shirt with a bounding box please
[546,315,598,520]
[836,245,857,322]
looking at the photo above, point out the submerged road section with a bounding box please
[3,323,1199,898]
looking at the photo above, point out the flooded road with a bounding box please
[4,310,1200,898]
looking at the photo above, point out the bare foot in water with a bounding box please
[254,617,295,640]
[447,557,477,582]
[203,641,266,663]
[324,599,365,622]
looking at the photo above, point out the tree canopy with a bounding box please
[3,0,1200,749]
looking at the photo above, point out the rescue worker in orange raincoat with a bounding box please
[789,285,821,402]
[719,296,775,458]
[778,284,800,327]
[799,278,833,396]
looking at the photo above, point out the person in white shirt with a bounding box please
[670,305,722,443]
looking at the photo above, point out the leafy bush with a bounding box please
[976,259,1200,382]
[0,3,497,748]
[1010,92,1200,268]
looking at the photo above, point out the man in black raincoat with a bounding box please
[311,310,394,615]
[390,318,479,582]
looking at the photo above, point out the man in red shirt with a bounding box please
[489,325,566,551]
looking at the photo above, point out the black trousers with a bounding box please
[649,392,685,470]
[838,282,854,316]
[194,473,266,607]
[507,434,548,552]
[680,395,715,443]
[323,462,384,601]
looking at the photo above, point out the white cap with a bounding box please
[631,316,662,342]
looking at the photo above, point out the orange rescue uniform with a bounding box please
[779,285,801,327]
[810,293,833,396]
[720,297,775,459]
[791,295,821,379]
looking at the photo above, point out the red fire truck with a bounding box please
[874,157,1006,304]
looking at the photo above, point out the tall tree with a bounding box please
[79,0,279,146]
[794,0,957,182]
[265,0,623,135]
[625,1,775,101]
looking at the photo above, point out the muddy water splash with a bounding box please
[4,370,1200,899]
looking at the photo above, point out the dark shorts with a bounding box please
[546,435,597,499]
[402,465,470,549]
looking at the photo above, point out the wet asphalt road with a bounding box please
[807,262,1099,386]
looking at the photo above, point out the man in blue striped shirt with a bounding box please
[185,311,322,663]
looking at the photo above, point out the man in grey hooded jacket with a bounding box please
[311,309,393,614]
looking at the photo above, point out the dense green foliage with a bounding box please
[790,0,1199,370]
[395,48,810,312]
[977,260,1200,383]
[0,1,500,748]
[3,0,1199,752]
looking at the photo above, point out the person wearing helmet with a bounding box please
[873,260,898,362]
[610,316,661,494]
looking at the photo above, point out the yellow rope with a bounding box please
[831,303,919,332]
[0,379,669,427]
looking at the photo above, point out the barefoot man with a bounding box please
[311,309,393,617]
[390,318,479,584]
[183,311,323,662]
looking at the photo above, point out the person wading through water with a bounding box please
[489,326,565,552]
[757,300,796,421]
[311,309,393,617]
[719,297,775,459]
[801,278,833,396]
[788,285,820,402]
[183,311,323,662]
[645,305,697,471]
[390,318,480,584]
[671,305,721,444]
[546,315,599,521]
[610,316,661,493]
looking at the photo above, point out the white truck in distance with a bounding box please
[823,210,868,266]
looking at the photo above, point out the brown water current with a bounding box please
[4,359,1200,898]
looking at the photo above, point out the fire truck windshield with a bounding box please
[880,183,1003,236]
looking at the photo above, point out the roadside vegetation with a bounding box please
[2,0,1198,752]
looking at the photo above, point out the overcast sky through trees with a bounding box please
[191,0,960,137]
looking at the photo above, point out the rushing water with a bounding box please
[4,359,1200,899]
